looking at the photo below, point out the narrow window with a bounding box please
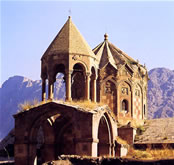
[122,99,128,112]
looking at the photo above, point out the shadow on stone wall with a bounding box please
[1,156,174,165]
[43,155,174,165]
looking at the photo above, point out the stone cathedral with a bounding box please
[14,17,148,164]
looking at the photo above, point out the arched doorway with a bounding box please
[72,63,86,100]
[98,115,112,156]
[29,119,55,165]
[54,116,75,156]
[34,126,44,165]
[56,123,75,155]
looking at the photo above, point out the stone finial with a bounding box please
[104,33,108,41]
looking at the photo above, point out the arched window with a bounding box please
[122,99,128,112]
[34,126,44,165]
[72,63,86,100]
[90,67,96,101]
[53,64,66,100]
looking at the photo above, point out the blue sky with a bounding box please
[1,0,174,85]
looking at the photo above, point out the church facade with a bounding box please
[14,17,148,165]
[41,16,148,123]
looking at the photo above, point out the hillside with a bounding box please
[0,74,65,140]
[0,68,174,140]
[148,68,174,119]
[135,118,174,144]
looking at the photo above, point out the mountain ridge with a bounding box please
[0,68,174,140]
[0,74,65,140]
[148,67,174,119]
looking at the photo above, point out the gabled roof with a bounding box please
[42,16,95,59]
[93,34,137,70]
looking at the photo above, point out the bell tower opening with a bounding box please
[53,64,66,100]
[72,63,86,100]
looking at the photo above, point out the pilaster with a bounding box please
[85,72,91,101]
[41,78,46,101]
[48,79,54,100]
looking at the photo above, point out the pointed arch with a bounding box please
[117,80,132,118]
[28,118,55,165]
[97,113,113,156]
[52,64,66,100]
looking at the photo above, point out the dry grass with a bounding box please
[18,101,33,111]
[18,98,44,113]
[126,146,174,160]
[117,118,146,128]
[43,159,72,165]
[18,99,105,114]
[136,125,146,135]
[116,136,129,146]
[58,100,104,110]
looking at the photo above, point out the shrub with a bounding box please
[126,146,174,160]
[136,125,146,135]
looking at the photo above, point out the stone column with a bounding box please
[66,71,72,101]
[141,92,144,119]
[42,79,46,101]
[86,73,90,101]
[48,79,54,100]
[111,143,115,156]
[92,79,97,102]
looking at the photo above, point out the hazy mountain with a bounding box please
[0,68,174,140]
[0,74,65,140]
[148,68,174,119]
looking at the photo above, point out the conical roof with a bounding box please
[93,34,137,69]
[42,16,95,59]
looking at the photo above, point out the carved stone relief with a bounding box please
[121,87,128,95]
[72,55,78,61]
[105,81,112,94]
[105,81,115,94]
[135,89,140,97]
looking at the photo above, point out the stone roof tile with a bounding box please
[42,16,95,59]
[93,34,137,70]
[93,34,117,69]
[135,118,174,144]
